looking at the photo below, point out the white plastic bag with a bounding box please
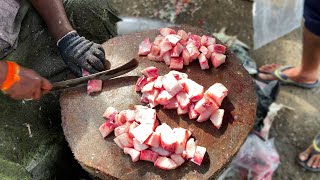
[253,0,304,49]
[218,134,280,180]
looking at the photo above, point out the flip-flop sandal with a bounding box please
[296,149,320,172]
[273,66,320,89]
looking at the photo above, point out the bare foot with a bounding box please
[299,144,320,169]
[258,64,318,84]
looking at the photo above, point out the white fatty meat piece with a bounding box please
[173,127,190,154]
[194,97,219,114]
[138,38,152,55]
[165,34,182,46]
[160,124,177,152]
[114,122,131,137]
[87,80,102,95]
[169,70,188,80]
[145,132,161,147]
[186,138,196,159]
[156,90,173,105]
[150,45,161,56]
[213,44,226,54]
[170,154,185,166]
[114,137,125,149]
[182,48,191,66]
[134,106,156,124]
[197,106,216,122]
[200,35,216,46]
[129,121,139,137]
[119,110,135,122]
[102,107,118,120]
[154,76,163,89]
[154,157,178,170]
[178,79,204,102]
[140,150,159,162]
[163,97,179,109]
[162,51,171,66]
[141,81,155,93]
[141,66,159,78]
[114,133,133,148]
[159,39,173,54]
[210,109,224,129]
[99,120,116,138]
[211,53,226,68]
[188,34,201,49]
[114,114,126,126]
[186,43,200,60]
[124,148,140,162]
[199,45,212,59]
[133,138,149,151]
[160,28,176,36]
[188,103,199,119]
[177,30,189,41]
[135,76,148,92]
[205,83,228,106]
[176,91,190,109]
[151,146,171,156]
[190,146,206,166]
[171,43,184,57]
[162,73,183,96]
[177,105,188,115]
[154,35,165,45]
[130,124,153,144]
[147,53,163,62]
[198,53,209,70]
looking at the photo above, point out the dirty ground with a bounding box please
[109,0,319,179]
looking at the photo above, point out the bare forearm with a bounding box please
[30,0,74,42]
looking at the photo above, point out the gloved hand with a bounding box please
[57,31,108,77]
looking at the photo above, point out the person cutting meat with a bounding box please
[0,0,119,178]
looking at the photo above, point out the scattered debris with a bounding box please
[24,123,33,138]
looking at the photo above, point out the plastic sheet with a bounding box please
[218,134,280,180]
[253,0,304,49]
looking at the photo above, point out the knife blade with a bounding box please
[51,58,139,92]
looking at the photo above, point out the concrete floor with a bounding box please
[111,0,320,179]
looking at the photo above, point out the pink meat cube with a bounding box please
[188,34,201,48]
[141,66,159,78]
[154,157,178,170]
[163,98,179,109]
[160,28,176,36]
[87,80,102,95]
[162,73,183,96]
[145,132,161,147]
[114,133,133,148]
[124,148,140,162]
[205,83,228,106]
[102,107,118,120]
[207,44,214,53]
[213,44,226,54]
[99,120,116,138]
[114,122,131,137]
[169,70,188,80]
[186,138,196,159]
[199,46,212,59]
[154,35,165,46]
[174,127,189,154]
[210,109,224,129]
[134,106,156,124]
[154,76,163,89]
[188,103,199,119]
[182,49,191,66]
[170,154,185,166]
[138,38,152,55]
[176,91,190,108]
[156,90,173,105]
[169,57,183,70]
[162,51,171,66]
[160,124,177,152]
[165,34,182,46]
[177,105,188,115]
[140,150,159,162]
[179,39,188,47]
[159,39,173,54]
[114,114,125,126]
[190,146,206,166]
[198,53,209,70]
[121,110,135,122]
[171,43,184,57]
[141,81,155,93]
[186,43,200,60]
[201,35,216,46]
[197,106,216,122]
[194,97,219,114]
[133,138,149,151]
[211,53,226,68]
[114,137,124,149]
[150,45,160,56]
[135,76,148,92]
[146,89,160,108]
[129,122,139,137]
[147,53,163,62]
[130,124,153,144]
[151,146,171,156]
[178,79,204,102]
[177,30,189,41]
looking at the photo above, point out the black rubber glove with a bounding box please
[57,31,107,77]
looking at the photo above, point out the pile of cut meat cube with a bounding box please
[136,66,228,128]
[138,28,227,70]
[99,105,206,170]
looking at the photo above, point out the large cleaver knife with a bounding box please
[51,58,139,92]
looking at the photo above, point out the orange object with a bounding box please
[0,61,20,93]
